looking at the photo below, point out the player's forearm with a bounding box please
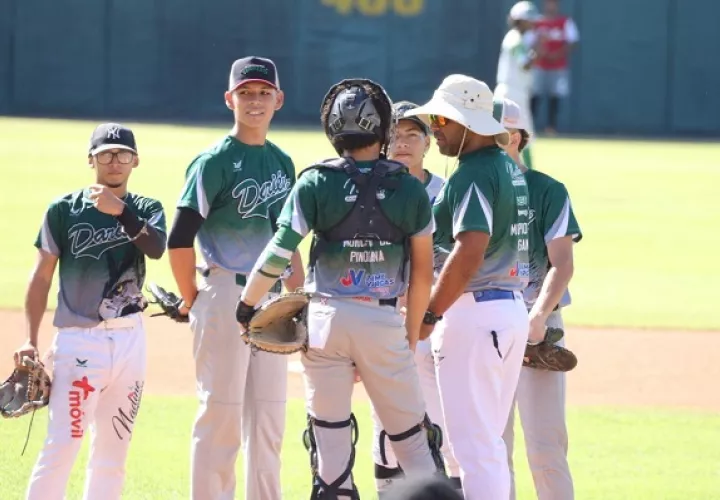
[241,226,303,306]
[168,248,199,306]
[116,206,166,259]
[24,275,52,346]
[282,251,305,293]
[529,261,574,321]
[405,271,433,348]
[429,244,484,316]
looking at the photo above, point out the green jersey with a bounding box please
[177,135,295,274]
[257,160,434,299]
[35,189,166,328]
[523,169,582,307]
[433,146,530,292]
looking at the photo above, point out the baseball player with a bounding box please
[494,97,582,500]
[165,56,304,500]
[15,123,167,500]
[405,74,531,500]
[532,0,580,135]
[369,101,460,496]
[495,0,540,169]
[236,78,445,499]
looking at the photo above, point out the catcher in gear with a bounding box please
[237,78,445,499]
[17,123,167,500]
[495,97,582,500]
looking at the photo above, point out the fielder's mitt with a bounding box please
[523,327,578,372]
[241,292,311,355]
[0,357,51,419]
[146,283,189,323]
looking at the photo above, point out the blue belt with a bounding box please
[472,289,516,303]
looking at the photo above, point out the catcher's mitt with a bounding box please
[523,326,578,372]
[241,292,311,355]
[0,357,51,419]
[146,283,189,323]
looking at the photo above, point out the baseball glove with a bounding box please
[240,292,311,355]
[146,283,189,323]
[0,357,51,419]
[523,327,578,372]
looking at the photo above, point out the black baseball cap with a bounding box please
[88,123,137,156]
[393,101,430,135]
[228,56,280,92]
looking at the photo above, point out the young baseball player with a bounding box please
[495,1,540,169]
[369,101,460,496]
[166,56,304,500]
[405,74,531,500]
[236,79,445,499]
[495,97,582,500]
[16,123,167,500]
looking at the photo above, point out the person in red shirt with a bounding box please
[531,0,579,135]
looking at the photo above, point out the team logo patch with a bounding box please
[68,223,130,260]
[340,269,395,289]
[232,171,292,219]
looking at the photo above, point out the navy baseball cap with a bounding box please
[228,56,280,92]
[393,101,430,135]
[89,123,137,155]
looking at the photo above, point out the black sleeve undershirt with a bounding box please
[167,207,204,249]
[115,205,166,259]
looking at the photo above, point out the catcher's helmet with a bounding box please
[321,79,395,156]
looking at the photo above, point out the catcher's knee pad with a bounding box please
[302,413,360,500]
[386,414,447,476]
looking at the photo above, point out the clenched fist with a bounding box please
[88,184,125,216]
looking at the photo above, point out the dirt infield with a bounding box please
[1,310,717,411]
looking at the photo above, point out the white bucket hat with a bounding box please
[404,74,510,146]
[509,1,540,21]
[493,97,531,132]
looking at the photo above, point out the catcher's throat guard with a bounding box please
[241,292,311,355]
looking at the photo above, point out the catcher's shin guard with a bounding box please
[386,414,447,477]
[302,413,360,499]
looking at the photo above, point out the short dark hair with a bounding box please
[320,80,393,155]
[518,129,530,152]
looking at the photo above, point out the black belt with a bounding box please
[379,298,398,307]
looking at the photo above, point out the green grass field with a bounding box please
[1,397,719,500]
[1,117,718,330]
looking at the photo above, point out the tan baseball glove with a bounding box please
[237,292,311,355]
[0,357,52,418]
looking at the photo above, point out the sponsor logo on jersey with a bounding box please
[516,195,528,207]
[69,376,95,438]
[528,209,536,225]
[232,171,292,219]
[76,358,88,368]
[509,262,530,278]
[340,269,395,289]
[68,223,130,260]
[111,380,144,441]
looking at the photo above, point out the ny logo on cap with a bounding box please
[106,126,121,140]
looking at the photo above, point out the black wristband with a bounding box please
[115,205,144,238]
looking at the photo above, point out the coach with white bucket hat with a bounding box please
[408,74,531,500]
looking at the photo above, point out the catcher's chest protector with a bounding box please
[307,157,409,268]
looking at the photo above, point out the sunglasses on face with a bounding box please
[429,115,450,127]
[95,151,135,165]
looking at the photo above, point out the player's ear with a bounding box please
[133,154,140,168]
[424,135,431,154]
[274,90,285,111]
[224,90,234,111]
[88,155,95,169]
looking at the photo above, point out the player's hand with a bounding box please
[419,323,435,341]
[13,340,39,367]
[528,314,547,344]
[88,184,125,216]
[353,367,362,384]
